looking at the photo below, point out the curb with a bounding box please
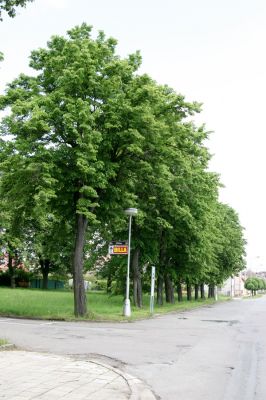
[125,373,158,400]
[89,359,158,400]
[0,343,15,351]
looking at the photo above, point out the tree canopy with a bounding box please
[0,24,246,315]
[0,0,33,20]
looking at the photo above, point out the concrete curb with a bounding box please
[88,359,158,400]
[0,343,15,351]
[125,373,158,400]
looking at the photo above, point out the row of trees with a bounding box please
[0,24,246,316]
[245,277,266,296]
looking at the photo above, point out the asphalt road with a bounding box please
[1,296,266,400]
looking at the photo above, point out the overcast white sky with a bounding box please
[1,0,265,271]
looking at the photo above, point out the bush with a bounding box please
[0,269,33,287]
[92,279,107,291]
[16,269,33,282]
[0,272,10,286]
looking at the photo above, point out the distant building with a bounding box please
[219,271,249,297]
[0,253,8,272]
[255,271,266,279]
[0,253,26,272]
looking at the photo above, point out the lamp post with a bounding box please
[123,208,138,317]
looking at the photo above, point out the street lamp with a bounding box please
[123,208,138,317]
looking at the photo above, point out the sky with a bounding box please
[0,0,266,271]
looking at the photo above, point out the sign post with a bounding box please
[150,266,155,314]
[123,208,138,317]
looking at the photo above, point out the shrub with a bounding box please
[92,279,107,291]
[0,270,33,287]
[0,272,10,286]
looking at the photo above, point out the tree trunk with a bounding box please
[40,259,50,290]
[194,284,199,300]
[132,248,142,308]
[208,284,215,298]
[8,253,15,289]
[177,281,183,302]
[107,273,112,294]
[157,273,164,306]
[187,282,192,301]
[200,283,205,299]
[157,229,167,306]
[165,273,175,303]
[73,213,88,317]
[42,270,49,290]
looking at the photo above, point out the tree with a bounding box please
[245,277,258,296]
[209,203,246,285]
[0,24,177,315]
[28,214,73,289]
[0,0,33,20]
[0,136,61,288]
[0,176,27,288]
[0,23,247,315]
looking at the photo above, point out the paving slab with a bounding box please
[0,351,156,400]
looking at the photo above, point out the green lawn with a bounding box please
[0,287,228,321]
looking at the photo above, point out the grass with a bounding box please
[0,287,229,321]
[0,338,8,346]
[243,293,263,300]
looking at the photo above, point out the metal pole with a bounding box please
[150,266,155,314]
[126,214,132,301]
[124,214,132,316]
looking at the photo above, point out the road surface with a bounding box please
[1,296,266,399]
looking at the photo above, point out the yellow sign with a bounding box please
[109,243,128,255]
[113,246,128,254]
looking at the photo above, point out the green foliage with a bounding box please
[245,276,266,294]
[0,0,33,20]
[0,272,11,286]
[0,24,247,310]
[0,269,33,286]
[92,279,107,291]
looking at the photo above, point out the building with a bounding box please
[0,253,26,273]
[219,271,249,297]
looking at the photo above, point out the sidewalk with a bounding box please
[0,350,156,400]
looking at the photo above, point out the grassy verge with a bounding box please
[243,294,263,300]
[0,338,8,346]
[0,287,229,321]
